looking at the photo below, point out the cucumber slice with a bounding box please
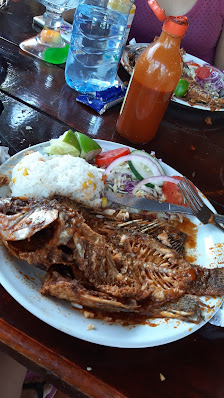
[128,150,165,188]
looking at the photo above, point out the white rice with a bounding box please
[10,151,105,207]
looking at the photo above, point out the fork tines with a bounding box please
[178,176,203,213]
[178,177,224,232]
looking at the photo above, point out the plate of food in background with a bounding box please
[121,43,224,111]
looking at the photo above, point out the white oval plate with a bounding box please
[121,44,224,112]
[0,140,223,348]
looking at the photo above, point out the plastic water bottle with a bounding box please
[65,0,134,93]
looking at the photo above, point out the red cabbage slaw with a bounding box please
[184,61,224,98]
[104,152,179,200]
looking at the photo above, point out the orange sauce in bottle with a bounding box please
[117,18,187,144]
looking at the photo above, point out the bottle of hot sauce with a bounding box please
[117,0,188,144]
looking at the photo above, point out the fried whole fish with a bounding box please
[0,196,223,323]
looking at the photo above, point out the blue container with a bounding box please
[65,0,133,93]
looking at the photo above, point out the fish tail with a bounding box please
[188,267,224,296]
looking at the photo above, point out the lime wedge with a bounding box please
[44,130,101,160]
[75,131,102,161]
[62,129,81,150]
[44,130,81,156]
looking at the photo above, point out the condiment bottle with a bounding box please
[116,0,188,144]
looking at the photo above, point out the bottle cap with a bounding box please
[148,0,166,21]
[148,0,188,37]
[163,16,188,36]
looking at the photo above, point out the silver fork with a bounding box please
[178,177,224,232]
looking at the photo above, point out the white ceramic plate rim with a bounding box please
[121,44,223,112]
[0,139,223,348]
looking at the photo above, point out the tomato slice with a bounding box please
[162,176,196,206]
[162,176,184,206]
[95,148,130,166]
[195,66,211,79]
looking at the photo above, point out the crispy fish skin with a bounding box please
[0,197,83,269]
[187,267,224,296]
[0,196,223,323]
[183,79,224,110]
[41,265,204,323]
[0,197,193,302]
[41,265,139,313]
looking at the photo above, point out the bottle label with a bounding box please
[119,69,135,114]
[124,4,136,44]
[107,0,133,14]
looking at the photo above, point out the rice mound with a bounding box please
[10,151,104,207]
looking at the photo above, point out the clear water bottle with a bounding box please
[65,0,134,93]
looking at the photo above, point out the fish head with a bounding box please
[0,197,59,241]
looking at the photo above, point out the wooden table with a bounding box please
[0,1,224,397]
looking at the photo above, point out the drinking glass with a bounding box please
[20,0,78,64]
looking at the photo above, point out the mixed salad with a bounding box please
[95,147,185,207]
[178,61,224,100]
[45,130,186,208]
